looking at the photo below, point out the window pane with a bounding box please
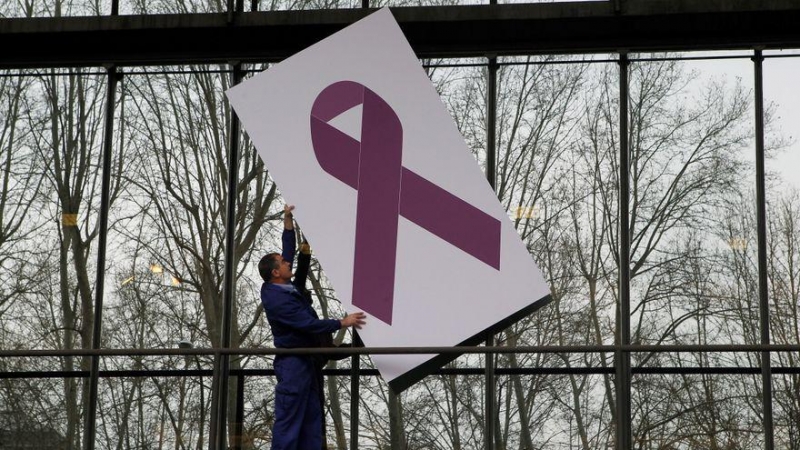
[119,0,358,13]
[764,56,800,366]
[495,55,619,345]
[773,374,800,448]
[0,74,41,351]
[119,0,225,13]
[0,376,76,448]
[0,0,108,17]
[632,373,764,448]
[94,374,211,449]
[1,68,108,447]
[630,54,758,359]
[107,67,233,354]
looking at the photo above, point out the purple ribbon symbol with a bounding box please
[310,81,501,325]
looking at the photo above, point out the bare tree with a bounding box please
[18,68,120,449]
[0,75,44,321]
[119,66,278,449]
[513,55,759,448]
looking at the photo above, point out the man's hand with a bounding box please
[340,312,367,329]
[283,204,295,230]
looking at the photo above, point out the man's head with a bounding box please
[259,253,293,283]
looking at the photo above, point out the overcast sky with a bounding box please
[682,51,800,194]
[764,55,800,191]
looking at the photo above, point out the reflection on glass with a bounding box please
[773,374,800,448]
[491,54,619,379]
[629,54,758,361]
[109,67,236,351]
[0,378,73,448]
[0,2,108,17]
[0,68,107,450]
[119,0,360,13]
[95,375,211,449]
[632,374,763,448]
[120,0,226,14]
[764,59,800,450]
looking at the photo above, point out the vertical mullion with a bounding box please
[486,57,498,191]
[389,389,403,449]
[350,331,361,450]
[82,65,119,450]
[210,63,244,450]
[615,52,632,450]
[227,0,235,23]
[753,49,775,450]
[484,55,498,450]
[484,333,496,450]
[233,372,245,450]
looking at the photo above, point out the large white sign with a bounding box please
[226,8,550,391]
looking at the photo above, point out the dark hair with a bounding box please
[258,253,281,282]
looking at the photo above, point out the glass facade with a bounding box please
[1,2,799,450]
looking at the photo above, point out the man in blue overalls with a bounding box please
[259,205,366,450]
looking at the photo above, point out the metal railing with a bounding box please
[2,343,798,449]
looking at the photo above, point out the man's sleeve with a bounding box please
[271,295,341,334]
[281,228,296,267]
[293,251,311,291]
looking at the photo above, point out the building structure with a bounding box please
[1,1,800,449]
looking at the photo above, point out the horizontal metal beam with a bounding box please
[4,366,800,380]
[2,343,800,358]
[1,0,799,68]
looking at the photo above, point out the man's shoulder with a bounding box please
[262,282,278,291]
[261,283,299,304]
[261,283,283,300]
